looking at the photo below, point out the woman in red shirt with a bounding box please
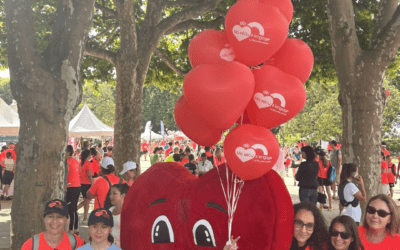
[358,195,400,250]
[90,148,100,178]
[317,151,333,211]
[213,147,225,167]
[21,199,85,249]
[291,202,328,250]
[79,149,93,222]
[65,145,81,235]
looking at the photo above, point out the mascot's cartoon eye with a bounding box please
[193,219,216,247]
[151,215,175,244]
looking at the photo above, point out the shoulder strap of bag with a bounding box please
[97,176,112,208]
[32,234,39,250]
[66,232,77,250]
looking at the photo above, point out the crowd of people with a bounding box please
[2,137,400,249]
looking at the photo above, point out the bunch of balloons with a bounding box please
[174,0,314,180]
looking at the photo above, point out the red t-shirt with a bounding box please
[21,232,84,250]
[214,156,226,166]
[79,160,92,185]
[358,226,400,249]
[161,141,166,146]
[89,173,126,209]
[5,149,16,161]
[318,161,330,179]
[0,151,5,167]
[165,148,172,156]
[192,142,197,150]
[388,163,396,184]
[141,143,149,151]
[181,158,189,165]
[91,158,100,176]
[383,149,390,156]
[285,158,291,168]
[381,161,389,184]
[67,158,80,188]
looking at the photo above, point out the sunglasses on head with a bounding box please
[366,206,391,218]
[330,230,352,240]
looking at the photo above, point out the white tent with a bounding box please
[69,104,114,138]
[0,98,19,136]
[141,130,163,140]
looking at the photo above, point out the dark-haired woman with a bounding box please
[358,194,400,249]
[79,149,93,222]
[109,183,130,247]
[317,151,333,211]
[295,146,320,205]
[328,216,364,250]
[65,145,81,235]
[90,148,100,178]
[291,202,329,250]
[76,208,121,250]
[338,163,366,225]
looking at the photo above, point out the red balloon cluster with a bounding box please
[174,0,314,180]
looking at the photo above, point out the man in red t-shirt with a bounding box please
[141,140,149,161]
[386,155,396,198]
[165,142,173,156]
[381,142,390,156]
[181,147,191,165]
[381,154,389,196]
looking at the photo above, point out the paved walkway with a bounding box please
[2,160,400,249]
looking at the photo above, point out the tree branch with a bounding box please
[4,0,36,69]
[95,2,117,17]
[166,0,201,8]
[155,0,225,36]
[84,45,117,65]
[101,26,119,49]
[88,22,117,42]
[153,48,186,77]
[326,0,362,78]
[143,0,166,29]
[165,16,225,35]
[372,5,400,64]
[210,9,227,17]
[370,0,398,47]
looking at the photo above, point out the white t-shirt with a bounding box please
[5,159,14,171]
[197,160,213,173]
[109,206,121,247]
[341,181,362,222]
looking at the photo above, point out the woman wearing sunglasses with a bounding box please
[290,202,329,250]
[328,215,364,250]
[358,194,400,249]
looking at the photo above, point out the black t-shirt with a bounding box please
[296,161,320,189]
[184,162,197,175]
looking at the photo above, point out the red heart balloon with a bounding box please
[237,0,293,23]
[183,61,255,130]
[264,38,314,83]
[188,29,236,68]
[224,124,280,180]
[225,0,289,66]
[247,65,306,129]
[121,162,294,250]
[174,96,222,146]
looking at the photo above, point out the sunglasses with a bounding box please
[294,219,314,231]
[330,230,352,239]
[366,206,391,218]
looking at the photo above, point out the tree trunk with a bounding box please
[4,1,95,248]
[327,0,400,205]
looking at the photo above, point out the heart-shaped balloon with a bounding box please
[121,162,294,250]
[264,38,314,83]
[174,96,222,146]
[224,124,280,180]
[237,0,293,23]
[247,65,306,129]
[225,0,289,66]
[183,61,255,130]
[188,29,236,68]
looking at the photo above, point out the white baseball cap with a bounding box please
[101,157,114,169]
[120,161,137,175]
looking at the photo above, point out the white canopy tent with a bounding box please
[69,104,114,138]
[0,98,19,136]
[141,130,163,140]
